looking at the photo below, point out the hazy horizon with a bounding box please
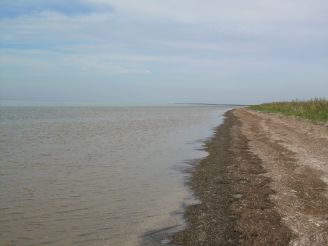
[1,1,327,105]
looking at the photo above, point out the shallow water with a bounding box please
[0,106,231,246]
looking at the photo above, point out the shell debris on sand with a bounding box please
[172,108,328,246]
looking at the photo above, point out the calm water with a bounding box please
[0,106,231,246]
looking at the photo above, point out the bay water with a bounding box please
[0,105,231,246]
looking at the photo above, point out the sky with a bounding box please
[0,0,327,105]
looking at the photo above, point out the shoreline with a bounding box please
[171,108,328,245]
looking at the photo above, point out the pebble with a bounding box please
[233,193,243,199]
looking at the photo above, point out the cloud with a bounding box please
[0,0,327,103]
[0,0,111,18]
[0,49,152,75]
[86,0,328,23]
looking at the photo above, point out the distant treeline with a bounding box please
[249,98,328,123]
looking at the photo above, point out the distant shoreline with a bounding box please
[0,100,249,107]
[175,103,251,107]
[172,108,328,245]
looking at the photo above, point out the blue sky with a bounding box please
[0,0,327,104]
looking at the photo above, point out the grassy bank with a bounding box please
[249,98,328,123]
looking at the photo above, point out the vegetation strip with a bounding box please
[249,98,328,123]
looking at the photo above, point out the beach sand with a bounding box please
[172,108,328,245]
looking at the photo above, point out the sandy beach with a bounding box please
[173,108,328,245]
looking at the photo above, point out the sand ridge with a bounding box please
[172,108,328,245]
[235,109,328,245]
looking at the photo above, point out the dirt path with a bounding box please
[172,109,328,246]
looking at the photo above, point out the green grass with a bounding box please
[249,98,328,123]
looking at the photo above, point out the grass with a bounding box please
[249,98,328,123]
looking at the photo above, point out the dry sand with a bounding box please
[172,108,328,246]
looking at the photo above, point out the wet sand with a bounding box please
[173,108,328,245]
